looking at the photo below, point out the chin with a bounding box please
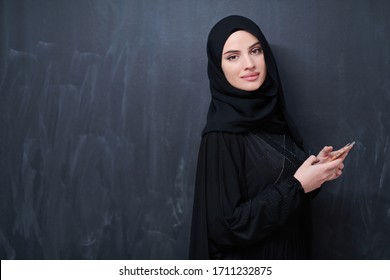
[240,82,262,91]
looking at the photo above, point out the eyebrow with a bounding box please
[223,41,261,55]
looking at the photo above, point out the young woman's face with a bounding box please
[221,30,267,91]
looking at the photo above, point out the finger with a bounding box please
[333,170,342,180]
[318,146,333,157]
[335,169,343,178]
[325,172,336,182]
[324,146,333,152]
[306,155,319,165]
[340,151,350,160]
[334,163,345,171]
[323,157,344,170]
[331,144,354,160]
[326,169,343,181]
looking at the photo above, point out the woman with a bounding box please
[189,15,351,259]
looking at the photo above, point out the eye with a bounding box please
[226,55,239,61]
[251,47,263,54]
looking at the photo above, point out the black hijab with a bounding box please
[202,15,302,147]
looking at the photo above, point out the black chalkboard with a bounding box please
[1,0,389,259]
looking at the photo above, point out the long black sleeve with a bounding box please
[190,131,308,259]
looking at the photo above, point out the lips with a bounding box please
[241,72,260,81]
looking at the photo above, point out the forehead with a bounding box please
[222,30,259,51]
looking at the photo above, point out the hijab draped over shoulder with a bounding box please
[203,15,302,147]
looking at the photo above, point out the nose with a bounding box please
[242,54,255,70]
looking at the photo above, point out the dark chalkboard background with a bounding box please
[1,0,389,259]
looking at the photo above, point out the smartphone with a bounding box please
[330,141,355,160]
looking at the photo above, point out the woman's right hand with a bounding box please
[294,155,346,193]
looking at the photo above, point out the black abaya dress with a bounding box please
[189,130,312,259]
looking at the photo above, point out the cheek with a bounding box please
[260,63,267,79]
[256,56,266,72]
[221,63,239,82]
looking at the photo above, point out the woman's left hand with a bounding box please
[315,145,351,182]
[316,143,353,164]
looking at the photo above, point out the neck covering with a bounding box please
[202,15,302,147]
